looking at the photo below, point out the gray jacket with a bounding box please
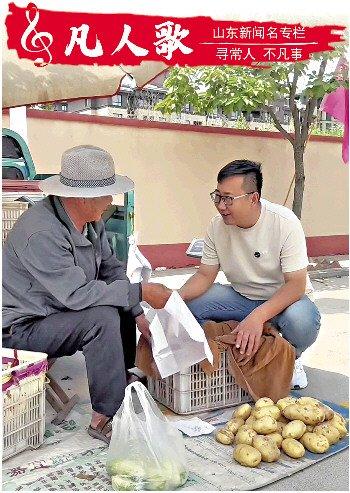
[2,196,142,329]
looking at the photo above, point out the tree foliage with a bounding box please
[156,47,347,218]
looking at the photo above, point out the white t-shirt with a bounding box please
[201,199,313,300]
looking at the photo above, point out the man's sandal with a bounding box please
[88,417,113,444]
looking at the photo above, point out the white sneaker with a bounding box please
[291,358,308,389]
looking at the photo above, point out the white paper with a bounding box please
[9,106,28,144]
[126,234,152,283]
[170,418,215,437]
[146,291,213,378]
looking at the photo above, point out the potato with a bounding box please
[282,420,307,439]
[326,418,348,439]
[283,404,325,425]
[305,425,315,433]
[299,399,334,421]
[253,416,278,434]
[215,428,234,445]
[281,438,305,459]
[238,424,252,432]
[318,404,334,421]
[253,405,281,421]
[336,425,348,439]
[276,421,286,435]
[297,397,321,406]
[226,417,245,434]
[299,405,326,425]
[331,412,347,427]
[276,396,297,411]
[233,403,252,421]
[235,428,257,446]
[252,435,281,462]
[245,415,256,428]
[299,432,330,453]
[252,435,270,448]
[313,423,341,445]
[254,397,275,409]
[233,444,262,467]
[298,397,335,422]
[267,432,283,448]
[282,404,305,421]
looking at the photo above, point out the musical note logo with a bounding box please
[21,3,53,67]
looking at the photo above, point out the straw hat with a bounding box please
[38,145,134,197]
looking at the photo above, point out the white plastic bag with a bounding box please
[126,234,152,283]
[107,382,188,491]
[146,291,213,378]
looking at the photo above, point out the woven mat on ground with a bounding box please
[2,399,348,491]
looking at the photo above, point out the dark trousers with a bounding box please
[6,306,136,417]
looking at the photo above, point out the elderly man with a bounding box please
[2,145,171,443]
[179,159,321,389]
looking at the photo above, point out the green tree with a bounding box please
[156,50,347,218]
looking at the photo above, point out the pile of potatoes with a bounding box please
[214,396,348,468]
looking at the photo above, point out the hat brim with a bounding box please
[38,174,134,197]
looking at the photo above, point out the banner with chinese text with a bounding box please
[6,3,346,68]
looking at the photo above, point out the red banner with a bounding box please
[6,2,346,67]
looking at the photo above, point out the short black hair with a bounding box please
[217,159,263,197]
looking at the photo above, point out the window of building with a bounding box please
[61,103,68,111]
[193,121,202,125]
[251,111,261,121]
[184,103,190,113]
[112,95,122,107]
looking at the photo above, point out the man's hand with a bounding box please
[232,312,265,357]
[135,313,151,342]
[141,282,172,309]
[179,263,219,302]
